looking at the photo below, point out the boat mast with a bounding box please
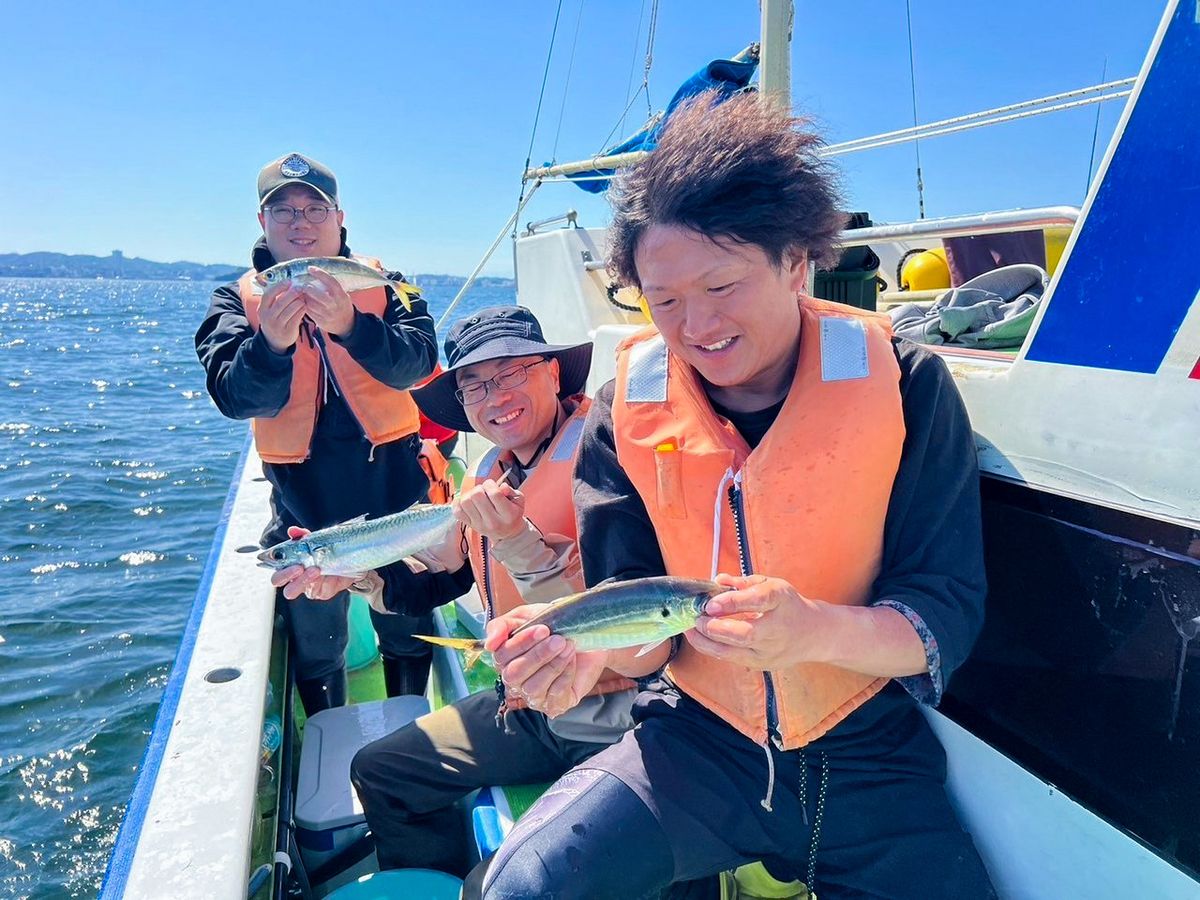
[759,0,794,108]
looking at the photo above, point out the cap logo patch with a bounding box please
[280,154,311,177]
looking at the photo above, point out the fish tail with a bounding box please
[390,280,420,313]
[412,633,485,667]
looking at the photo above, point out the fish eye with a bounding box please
[271,548,284,560]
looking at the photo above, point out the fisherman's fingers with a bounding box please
[498,633,571,694]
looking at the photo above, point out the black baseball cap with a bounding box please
[257,153,338,207]
[412,306,593,433]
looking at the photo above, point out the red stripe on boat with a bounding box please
[1191,356,1200,380]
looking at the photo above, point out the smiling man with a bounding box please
[194,152,438,713]
[479,94,997,899]
[338,306,638,877]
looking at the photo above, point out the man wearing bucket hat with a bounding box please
[335,306,639,876]
[195,152,439,714]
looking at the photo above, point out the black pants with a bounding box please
[277,587,433,681]
[480,686,996,900]
[350,689,611,876]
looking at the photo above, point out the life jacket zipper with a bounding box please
[480,534,495,622]
[728,474,783,750]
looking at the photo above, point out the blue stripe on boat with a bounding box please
[99,432,253,898]
[1026,0,1200,373]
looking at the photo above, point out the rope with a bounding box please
[436,181,542,331]
[905,0,925,219]
[551,0,587,164]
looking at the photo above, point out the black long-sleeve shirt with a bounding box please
[572,338,987,704]
[194,237,439,546]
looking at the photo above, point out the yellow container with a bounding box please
[901,248,950,291]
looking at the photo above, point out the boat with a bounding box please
[101,1,1199,897]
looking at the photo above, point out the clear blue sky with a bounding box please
[0,1,1163,276]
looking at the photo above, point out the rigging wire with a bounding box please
[823,90,1130,156]
[596,0,660,153]
[551,0,587,164]
[619,0,650,139]
[643,0,659,118]
[1085,58,1109,197]
[514,0,565,232]
[904,0,925,219]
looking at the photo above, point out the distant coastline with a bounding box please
[0,250,514,290]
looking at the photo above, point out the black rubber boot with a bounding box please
[296,667,348,715]
[381,654,431,698]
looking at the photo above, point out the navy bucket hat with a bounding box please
[413,306,593,433]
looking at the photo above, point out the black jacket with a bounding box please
[195,236,439,545]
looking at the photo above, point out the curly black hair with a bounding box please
[607,91,845,289]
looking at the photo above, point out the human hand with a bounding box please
[258,281,308,353]
[269,526,360,600]
[685,573,830,670]
[485,606,609,718]
[453,480,527,542]
[298,266,355,338]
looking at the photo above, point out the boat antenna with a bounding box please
[1085,57,1109,196]
[905,0,926,219]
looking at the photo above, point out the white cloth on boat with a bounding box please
[889,263,1049,349]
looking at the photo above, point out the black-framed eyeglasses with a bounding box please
[264,203,338,225]
[455,359,549,406]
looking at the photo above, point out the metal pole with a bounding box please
[759,0,793,107]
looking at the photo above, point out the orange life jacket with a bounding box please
[612,297,905,749]
[463,396,637,704]
[238,255,422,463]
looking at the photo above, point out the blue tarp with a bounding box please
[563,56,759,193]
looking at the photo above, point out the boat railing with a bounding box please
[837,205,1080,248]
[524,209,578,236]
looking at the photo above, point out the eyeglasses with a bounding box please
[264,203,338,225]
[455,359,549,406]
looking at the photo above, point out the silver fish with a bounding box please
[416,576,727,666]
[254,256,418,311]
[256,503,454,577]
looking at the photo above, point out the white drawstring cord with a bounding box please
[760,741,777,811]
[711,467,735,579]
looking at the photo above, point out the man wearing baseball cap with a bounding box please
[195,152,439,713]
[334,306,638,877]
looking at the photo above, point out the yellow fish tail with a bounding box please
[390,280,420,313]
[413,634,487,670]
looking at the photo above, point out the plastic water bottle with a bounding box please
[261,714,282,763]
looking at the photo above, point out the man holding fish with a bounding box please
[478,95,997,899]
[195,152,439,713]
[283,307,637,878]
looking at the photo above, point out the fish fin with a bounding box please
[341,514,370,525]
[412,634,485,657]
[634,638,669,658]
[390,280,419,313]
[464,648,487,671]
